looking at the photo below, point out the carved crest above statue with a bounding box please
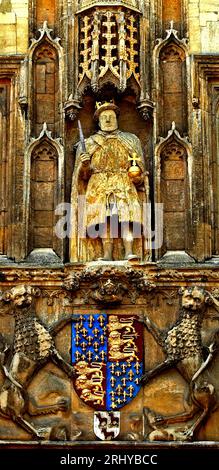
[64,0,153,121]
[77,7,140,95]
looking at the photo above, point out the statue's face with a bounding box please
[98,110,118,132]
[182,287,205,312]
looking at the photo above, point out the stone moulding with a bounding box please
[29,21,62,50]
[76,0,141,14]
[0,264,219,286]
[154,21,188,55]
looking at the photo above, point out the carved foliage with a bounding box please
[64,267,156,304]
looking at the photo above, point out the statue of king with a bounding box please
[70,101,150,262]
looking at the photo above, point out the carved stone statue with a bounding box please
[70,101,150,262]
[142,287,219,441]
[0,285,78,440]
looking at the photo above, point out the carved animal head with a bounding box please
[2,285,40,309]
[180,287,207,313]
[109,315,119,324]
[74,361,88,373]
[109,331,121,339]
[75,375,87,388]
[100,279,117,295]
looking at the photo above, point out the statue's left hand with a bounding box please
[80,153,91,166]
[128,173,144,185]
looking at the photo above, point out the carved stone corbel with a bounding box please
[137,97,154,121]
[64,95,82,121]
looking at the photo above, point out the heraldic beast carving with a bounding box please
[142,287,219,441]
[0,285,77,440]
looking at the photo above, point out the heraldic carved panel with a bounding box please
[72,314,143,410]
[1,283,219,442]
[72,313,143,440]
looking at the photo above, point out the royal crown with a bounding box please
[95,100,115,110]
[94,100,119,120]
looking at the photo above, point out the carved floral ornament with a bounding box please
[63,267,156,304]
[2,265,219,283]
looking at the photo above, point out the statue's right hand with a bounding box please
[80,153,91,166]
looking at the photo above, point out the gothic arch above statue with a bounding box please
[69,101,150,263]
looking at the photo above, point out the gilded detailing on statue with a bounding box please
[70,101,150,262]
[77,7,140,93]
[84,134,142,228]
[72,314,143,411]
[70,103,149,262]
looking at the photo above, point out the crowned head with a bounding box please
[94,100,120,132]
[94,100,119,120]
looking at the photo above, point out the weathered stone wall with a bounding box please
[0,0,28,54]
[188,0,219,52]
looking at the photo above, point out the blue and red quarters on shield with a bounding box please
[72,313,143,411]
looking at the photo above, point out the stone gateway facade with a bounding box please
[1,0,219,448]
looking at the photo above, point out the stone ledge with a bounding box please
[0,440,219,448]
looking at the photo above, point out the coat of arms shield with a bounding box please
[71,314,143,413]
